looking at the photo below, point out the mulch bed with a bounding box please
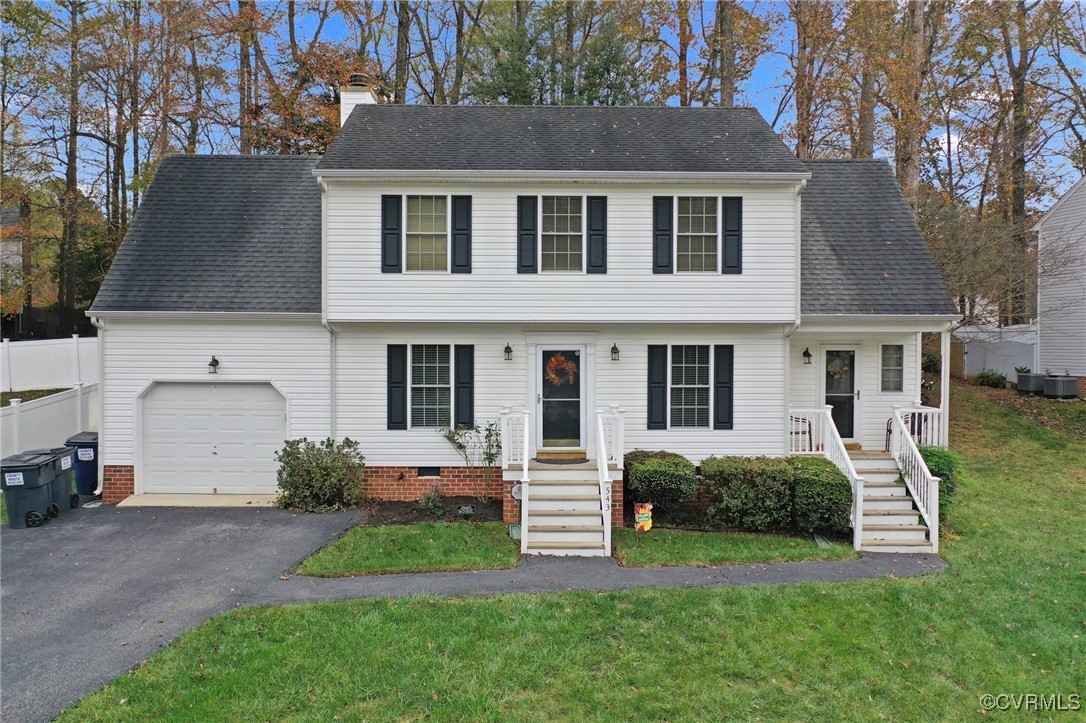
[362,496,503,526]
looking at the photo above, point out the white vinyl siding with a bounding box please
[405,195,448,272]
[670,345,710,427]
[1036,180,1086,377]
[541,196,584,272]
[410,344,451,427]
[99,319,330,473]
[325,182,797,323]
[677,197,718,272]
[880,344,904,393]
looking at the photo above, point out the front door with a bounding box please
[824,349,857,439]
[539,347,583,448]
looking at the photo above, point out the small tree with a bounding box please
[440,420,502,500]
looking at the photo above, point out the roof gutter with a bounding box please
[313,169,812,185]
[87,311,322,321]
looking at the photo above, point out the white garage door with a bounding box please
[142,382,286,494]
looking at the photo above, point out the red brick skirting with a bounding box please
[1077,377,1086,400]
[102,465,135,504]
[364,466,504,502]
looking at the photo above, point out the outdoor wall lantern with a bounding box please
[504,343,513,361]
[208,355,220,374]
[802,348,812,365]
[611,343,620,361]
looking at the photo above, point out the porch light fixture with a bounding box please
[611,343,620,361]
[802,348,812,365]
[208,355,220,374]
[504,343,513,361]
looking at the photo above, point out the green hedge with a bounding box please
[702,456,794,532]
[624,450,697,514]
[276,437,366,513]
[919,445,963,504]
[790,457,852,535]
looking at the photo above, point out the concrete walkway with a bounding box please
[1,507,946,723]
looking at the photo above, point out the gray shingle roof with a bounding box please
[91,155,321,313]
[317,105,808,175]
[800,159,956,316]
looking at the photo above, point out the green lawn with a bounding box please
[1,388,69,406]
[297,521,520,576]
[61,382,1086,721]
[613,526,855,566]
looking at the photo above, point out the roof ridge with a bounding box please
[163,154,322,160]
[354,104,761,111]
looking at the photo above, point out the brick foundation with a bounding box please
[1077,376,1086,400]
[363,466,504,502]
[102,465,135,504]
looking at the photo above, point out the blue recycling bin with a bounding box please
[65,432,99,495]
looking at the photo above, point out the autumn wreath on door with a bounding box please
[826,355,851,381]
[545,353,578,387]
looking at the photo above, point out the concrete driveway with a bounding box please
[0,505,362,723]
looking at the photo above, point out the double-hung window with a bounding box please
[881,344,904,393]
[541,196,584,272]
[411,344,451,427]
[670,345,711,427]
[677,197,718,272]
[405,195,449,272]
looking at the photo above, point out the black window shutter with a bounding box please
[652,196,673,274]
[722,197,742,274]
[453,345,474,428]
[586,196,607,274]
[381,195,402,273]
[451,196,472,273]
[517,196,538,273]
[387,345,408,430]
[713,345,734,430]
[647,345,668,430]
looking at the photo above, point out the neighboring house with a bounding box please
[1034,176,1086,398]
[90,79,956,555]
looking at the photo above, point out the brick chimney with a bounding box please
[340,73,378,127]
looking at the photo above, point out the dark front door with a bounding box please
[825,349,856,438]
[540,348,582,448]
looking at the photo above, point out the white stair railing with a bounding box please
[890,406,940,553]
[902,405,944,448]
[789,407,867,551]
[518,410,530,555]
[594,408,623,557]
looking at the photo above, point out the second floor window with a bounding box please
[542,196,583,271]
[406,196,448,272]
[677,197,718,272]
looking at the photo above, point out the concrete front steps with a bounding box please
[508,457,618,557]
[852,451,935,553]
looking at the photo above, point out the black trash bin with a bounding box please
[1,451,57,528]
[27,447,80,514]
[65,432,99,496]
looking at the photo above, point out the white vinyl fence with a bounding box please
[955,324,1038,380]
[1,335,99,392]
[0,383,99,458]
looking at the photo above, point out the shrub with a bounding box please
[624,452,698,513]
[417,486,445,517]
[921,352,940,374]
[918,445,963,504]
[702,456,793,532]
[790,457,852,535]
[975,369,1007,388]
[1015,366,1031,374]
[275,437,366,513]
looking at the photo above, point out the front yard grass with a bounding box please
[297,521,519,576]
[613,526,855,566]
[61,382,1085,721]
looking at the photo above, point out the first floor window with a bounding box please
[671,345,710,427]
[881,344,904,393]
[411,344,450,427]
[541,195,583,271]
[406,195,448,271]
[677,196,718,272]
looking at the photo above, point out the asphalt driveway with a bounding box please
[0,505,362,723]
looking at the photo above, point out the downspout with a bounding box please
[319,175,336,439]
[782,179,807,453]
[90,315,106,495]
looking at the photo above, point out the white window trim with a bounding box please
[667,343,713,430]
[879,343,905,394]
[408,343,453,429]
[538,194,587,274]
[402,194,452,274]
[674,195,721,274]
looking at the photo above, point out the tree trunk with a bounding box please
[895,0,927,210]
[19,195,32,317]
[793,1,812,159]
[854,2,876,158]
[130,0,141,213]
[238,0,252,154]
[394,1,411,104]
[60,0,80,313]
[716,0,736,107]
[1004,0,1032,324]
[186,36,202,154]
[677,0,691,106]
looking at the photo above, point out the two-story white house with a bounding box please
[89,79,956,555]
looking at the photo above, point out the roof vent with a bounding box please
[348,73,369,87]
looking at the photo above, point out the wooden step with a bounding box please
[529,509,600,517]
[862,496,916,511]
[862,510,921,525]
[536,450,588,461]
[861,539,934,553]
[529,480,597,487]
[528,524,604,533]
[849,451,892,460]
[526,541,605,549]
[530,494,600,502]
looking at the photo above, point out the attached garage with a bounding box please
[141,382,286,494]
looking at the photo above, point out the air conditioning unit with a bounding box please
[1043,376,1077,400]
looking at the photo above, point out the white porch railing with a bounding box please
[500,408,531,554]
[901,405,943,448]
[789,407,866,551]
[889,406,940,553]
[595,407,624,557]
